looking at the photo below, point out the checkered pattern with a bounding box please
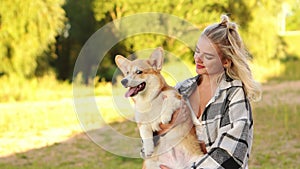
[176,74,253,169]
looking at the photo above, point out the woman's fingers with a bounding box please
[160,164,170,169]
[158,99,191,135]
[158,109,179,134]
[174,99,189,124]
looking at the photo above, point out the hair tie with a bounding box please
[220,15,229,27]
[228,22,237,30]
[220,15,237,30]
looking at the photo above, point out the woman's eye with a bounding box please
[194,51,201,58]
[204,54,213,60]
[136,70,143,74]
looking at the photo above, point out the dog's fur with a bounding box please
[115,48,202,169]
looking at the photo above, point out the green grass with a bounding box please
[1,52,300,168]
[250,103,300,169]
[0,73,113,102]
[1,82,300,168]
[0,100,77,136]
[0,74,72,102]
[0,120,143,169]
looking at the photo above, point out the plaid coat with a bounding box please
[175,74,253,169]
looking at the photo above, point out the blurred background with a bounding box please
[0,0,299,169]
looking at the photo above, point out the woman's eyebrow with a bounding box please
[203,52,215,56]
[195,46,215,56]
[197,50,215,57]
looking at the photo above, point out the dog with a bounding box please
[115,47,203,169]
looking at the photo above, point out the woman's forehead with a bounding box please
[196,36,218,55]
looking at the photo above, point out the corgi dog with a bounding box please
[115,47,202,169]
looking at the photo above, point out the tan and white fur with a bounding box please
[115,47,202,169]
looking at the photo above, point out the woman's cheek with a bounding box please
[206,60,224,74]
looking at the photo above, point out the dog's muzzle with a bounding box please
[121,78,128,87]
[123,82,146,97]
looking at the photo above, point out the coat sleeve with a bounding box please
[193,87,253,169]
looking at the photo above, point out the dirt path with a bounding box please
[256,80,300,106]
[0,80,299,168]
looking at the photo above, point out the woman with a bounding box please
[160,15,262,169]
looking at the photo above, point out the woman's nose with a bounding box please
[194,53,203,62]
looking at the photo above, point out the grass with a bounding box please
[1,51,300,168]
[1,80,300,168]
[0,119,143,169]
[0,100,77,136]
[0,73,113,102]
[250,104,300,169]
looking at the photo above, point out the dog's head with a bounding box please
[115,47,164,98]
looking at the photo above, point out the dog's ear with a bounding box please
[115,55,131,75]
[149,47,164,71]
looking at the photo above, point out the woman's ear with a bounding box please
[223,58,231,68]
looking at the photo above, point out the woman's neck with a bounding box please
[200,73,223,96]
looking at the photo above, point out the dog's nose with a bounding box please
[121,79,128,87]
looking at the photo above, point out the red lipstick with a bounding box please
[196,64,205,69]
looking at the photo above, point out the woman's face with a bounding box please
[194,36,225,76]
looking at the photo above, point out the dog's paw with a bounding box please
[142,141,154,158]
[174,99,181,110]
[140,147,146,158]
[152,123,161,132]
[161,115,172,124]
[142,147,154,158]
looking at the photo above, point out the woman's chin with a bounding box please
[196,68,207,75]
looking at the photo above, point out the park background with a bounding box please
[0,0,300,168]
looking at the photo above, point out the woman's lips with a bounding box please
[196,64,205,69]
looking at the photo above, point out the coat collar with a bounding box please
[177,73,243,98]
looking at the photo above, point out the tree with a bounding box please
[0,0,66,78]
[91,0,224,81]
[90,0,259,81]
[55,0,99,81]
[285,0,300,31]
[58,0,287,82]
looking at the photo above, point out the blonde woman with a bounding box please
[159,15,262,169]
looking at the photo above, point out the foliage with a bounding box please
[268,59,300,82]
[55,0,99,80]
[0,0,299,82]
[0,0,300,101]
[237,0,291,82]
[283,35,300,58]
[285,0,300,31]
[90,0,293,82]
[0,73,71,102]
[91,0,254,80]
[0,0,66,78]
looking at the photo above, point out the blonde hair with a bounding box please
[202,15,261,101]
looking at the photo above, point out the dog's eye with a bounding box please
[136,70,143,74]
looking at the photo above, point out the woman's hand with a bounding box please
[158,99,189,135]
[159,164,170,169]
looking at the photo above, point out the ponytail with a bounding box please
[201,15,262,101]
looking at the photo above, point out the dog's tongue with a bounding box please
[125,87,137,97]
